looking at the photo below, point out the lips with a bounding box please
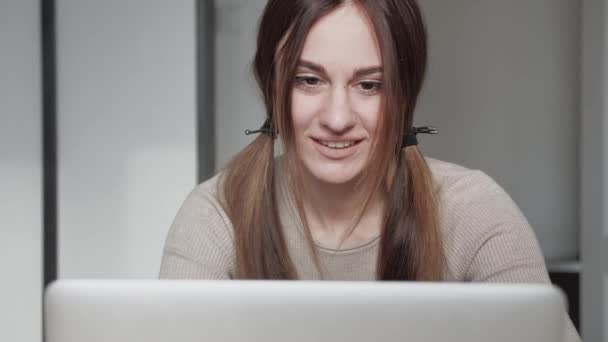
[311,137,363,160]
[318,140,355,148]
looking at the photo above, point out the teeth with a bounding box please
[319,141,355,149]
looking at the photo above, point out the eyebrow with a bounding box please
[297,59,383,79]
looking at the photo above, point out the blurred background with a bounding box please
[1,0,606,341]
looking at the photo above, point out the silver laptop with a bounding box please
[44,280,565,342]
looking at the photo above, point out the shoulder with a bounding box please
[425,158,542,280]
[426,157,493,192]
[160,172,236,278]
[426,157,514,216]
[427,157,509,218]
[179,173,230,227]
[163,172,234,258]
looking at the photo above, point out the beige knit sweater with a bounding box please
[159,157,581,342]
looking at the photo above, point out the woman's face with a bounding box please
[291,4,382,185]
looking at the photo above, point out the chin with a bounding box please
[305,162,363,185]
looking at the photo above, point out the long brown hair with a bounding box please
[219,0,443,280]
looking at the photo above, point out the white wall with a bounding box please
[581,0,608,340]
[0,0,42,341]
[416,0,580,262]
[56,0,197,278]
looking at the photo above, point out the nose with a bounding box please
[318,86,356,134]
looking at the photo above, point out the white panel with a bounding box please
[0,0,42,341]
[417,0,580,261]
[603,0,608,331]
[57,0,196,277]
[581,0,608,340]
[605,0,608,241]
[605,275,608,342]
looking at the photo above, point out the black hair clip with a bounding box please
[244,120,437,147]
[245,118,275,137]
[402,126,438,148]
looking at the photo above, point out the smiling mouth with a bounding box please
[312,138,363,149]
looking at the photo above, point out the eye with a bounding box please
[357,81,382,94]
[295,76,323,88]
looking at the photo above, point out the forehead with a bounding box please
[299,4,382,70]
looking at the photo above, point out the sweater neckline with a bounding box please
[313,235,381,256]
[275,162,382,256]
[280,189,382,256]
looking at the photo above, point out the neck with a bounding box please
[299,168,385,245]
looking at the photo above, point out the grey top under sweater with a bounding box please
[159,157,581,342]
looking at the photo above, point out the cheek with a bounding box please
[291,91,325,132]
[353,96,381,134]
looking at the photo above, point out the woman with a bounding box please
[160,1,580,340]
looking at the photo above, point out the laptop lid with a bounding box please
[44,279,565,342]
